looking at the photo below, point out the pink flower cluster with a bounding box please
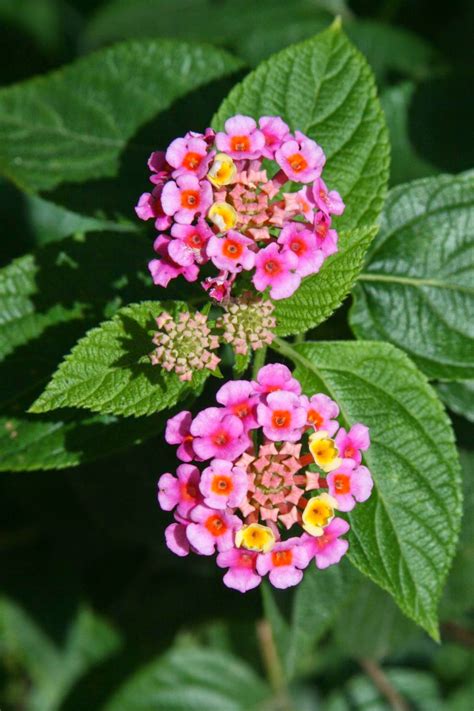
[136,115,344,302]
[158,363,373,592]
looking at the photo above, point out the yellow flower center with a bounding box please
[235,523,275,553]
[208,201,238,232]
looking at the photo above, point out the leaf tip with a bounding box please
[330,15,343,32]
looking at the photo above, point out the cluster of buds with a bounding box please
[151,300,276,380]
[136,115,344,302]
[158,363,373,591]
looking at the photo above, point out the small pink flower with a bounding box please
[157,464,201,517]
[253,242,301,300]
[165,410,197,462]
[165,522,190,557]
[148,151,170,184]
[216,380,259,431]
[190,407,249,460]
[258,116,291,159]
[275,132,325,183]
[186,505,241,555]
[202,272,234,303]
[135,185,172,231]
[199,459,248,509]
[312,178,345,216]
[283,187,315,222]
[169,221,212,266]
[148,235,198,287]
[302,517,349,569]
[215,115,265,159]
[216,548,261,592]
[161,174,212,224]
[314,212,339,257]
[207,231,256,273]
[301,394,340,436]
[335,424,370,464]
[257,390,306,442]
[257,538,310,589]
[165,135,213,178]
[278,222,324,277]
[327,461,373,511]
[254,363,301,396]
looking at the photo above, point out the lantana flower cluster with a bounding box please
[158,363,373,591]
[136,115,344,302]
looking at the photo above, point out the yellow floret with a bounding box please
[207,153,237,187]
[208,201,238,232]
[235,523,275,553]
[308,430,342,472]
[302,493,337,537]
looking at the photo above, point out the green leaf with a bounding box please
[285,559,358,678]
[325,669,443,711]
[381,82,437,186]
[0,412,164,471]
[0,40,242,192]
[271,338,462,638]
[213,22,390,233]
[0,598,120,711]
[102,646,270,711]
[274,226,376,336]
[84,0,345,55]
[333,578,417,660]
[436,380,474,423]
[24,193,137,246]
[441,450,474,618]
[30,302,210,417]
[350,173,474,380]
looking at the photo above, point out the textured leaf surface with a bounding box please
[102,647,269,711]
[30,302,210,417]
[0,40,242,191]
[350,174,474,379]
[0,412,163,471]
[436,380,474,423]
[274,226,376,336]
[271,338,462,637]
[213,22,390,232]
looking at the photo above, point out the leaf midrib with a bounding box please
[359,272,474,294]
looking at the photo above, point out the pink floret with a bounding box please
[301,393,340,436]
[186,505,241,555]
[327,462,373,511]
[217,548,261,592]
[275,132,325,183]
[165,410,196,462]
[302,517,350,569]
[161,174,212,224]
[148,235,198,287]
[207,231,256,273]
[165,135,213,179]
[165,522,190,557]
[216,380,259,431]
[313,177,345,216]
[335,424,370,464]
[253,363,301,396]
[157,463,201,517]
[314,213,339,257]
[190,407,249,461]
[256,390,306,442]
[258,116,291,159]
[257,538,310,589]
[199,459,248,510]
[135,185,172,231]
[215,115,265,160]
[278,222,324,278]
[253,242,301,300]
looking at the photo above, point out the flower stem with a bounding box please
[256,618,294,711]
[358,658,409,711]
[252,344,267,379]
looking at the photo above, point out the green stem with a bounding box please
[252,345,268,380]
[256,618,293,711]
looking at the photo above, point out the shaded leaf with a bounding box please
[436,380,474,423]
[30,302,210,417]
[350,173,474,379]
[0,39,242,191]
[102,646,270,711]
